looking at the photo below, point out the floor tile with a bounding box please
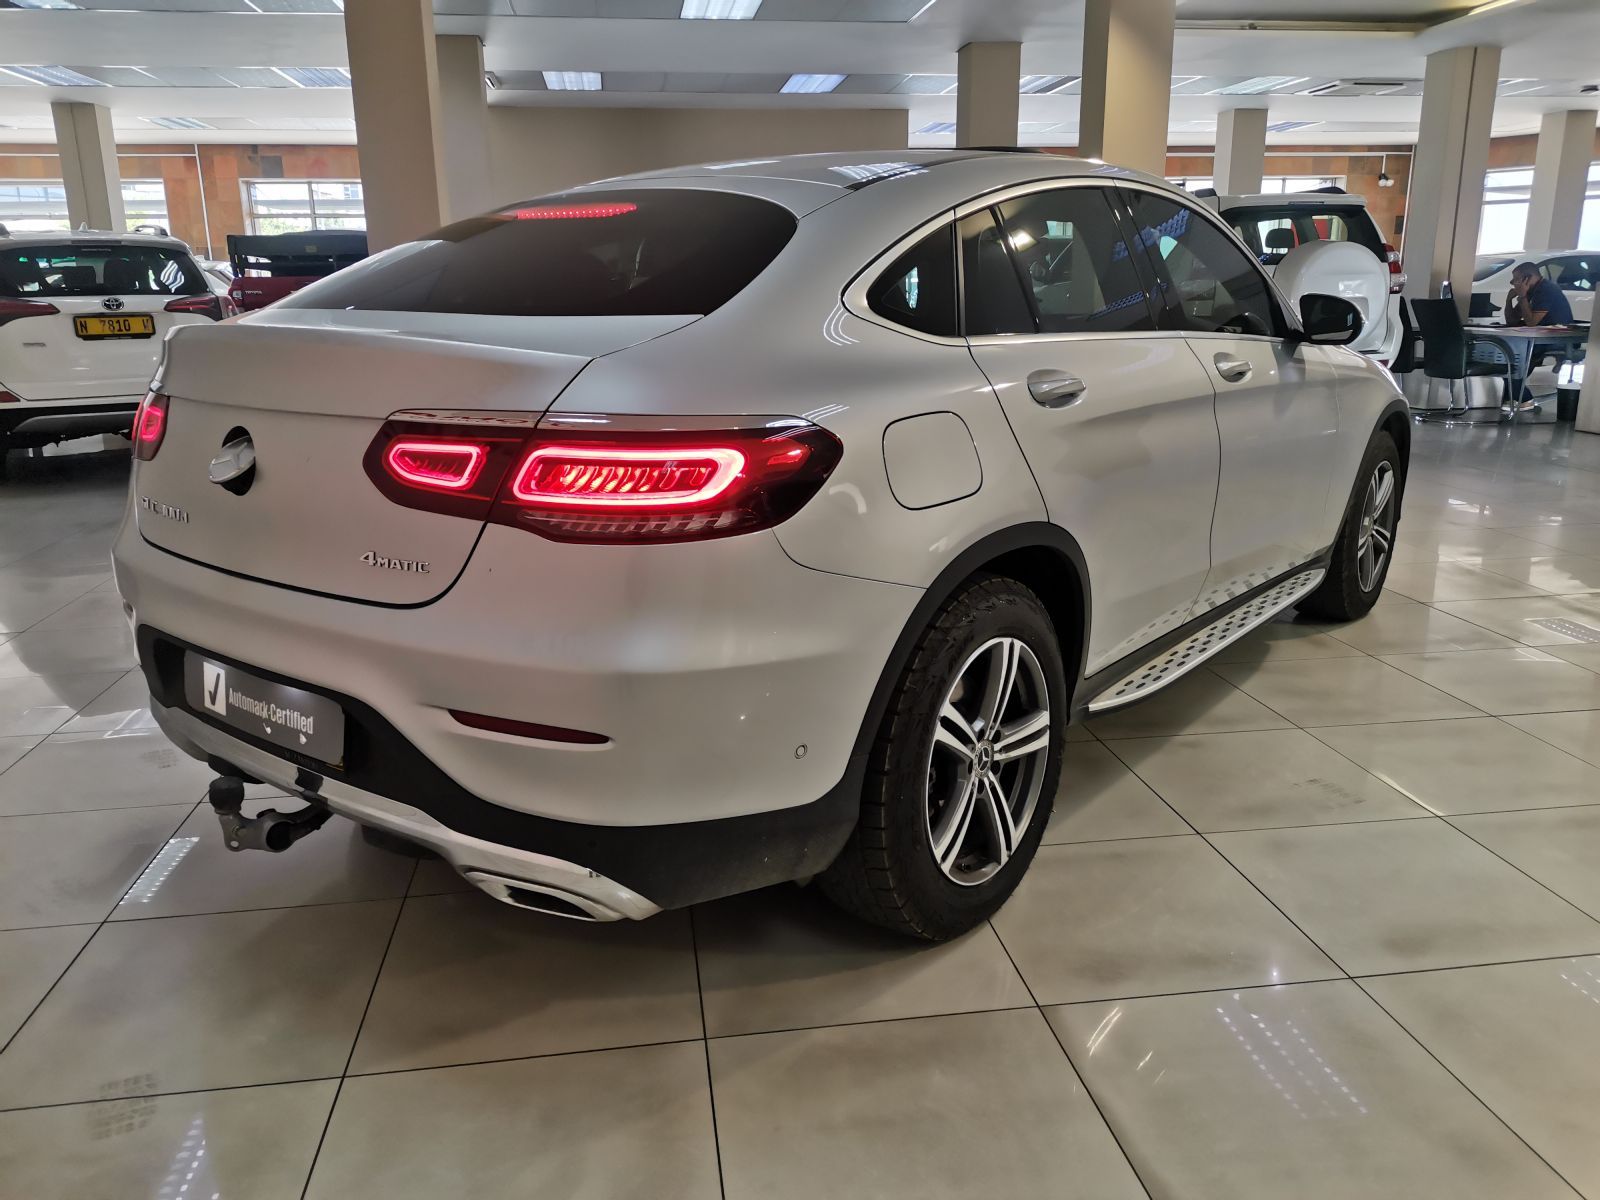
[1542,640,1600,673]
[1362,957,1600,1198]
[0,1080,338,1200]
[306,1043,718,1200]
[1451,807,1600,920]
[1111,728,1424,831]
[0,730,211,816]
[1212,655,1480,727]
[0,901,399,1107]
[112,809,416,920]
[1323,598,1518,654]
[1049,981,1575,1200]
[1504,710,1600,767]
[1477,555,1600,595]
[0,672,124,737]
[1044,739,1191,843]
[1311,717,1600,815]
[0,734,41,775]
[1379,647,1600,715]
[1390,525,1554,562]
[0,805,191,929]
[1381,560,1548,602]
[709,1009,1145,1200]
[0,627,136,679]
[0,924,93,1045]
[1496,524,1600,557]
[1433,595,1600,647]
[1086,668,1293,740]
[1207,620,1366,665]
[348,891,701,1073]
[1210,820,1600,975]
[52,669,158,735]
[695,887,1032,1038]
[990,838,1339,1004]
[0,579,105,636]
[405,854,473,896]
[26,589,131,632]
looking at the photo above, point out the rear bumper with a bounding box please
[0,396,140,440]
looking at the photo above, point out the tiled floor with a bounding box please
[4,424,1600,1199]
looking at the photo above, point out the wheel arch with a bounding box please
[1378,398,1412,491]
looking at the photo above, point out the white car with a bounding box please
[0,228,231,459]
[1473,251,1595,322]
[1207,189,1406,364]
[114,151,1410,940]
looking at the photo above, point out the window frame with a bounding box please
[241,178,366,237]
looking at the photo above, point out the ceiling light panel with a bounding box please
[0,65,106,87]
[893,74,957,94]
[216,67,303,88]
[543,71,603,90]
[680,0,761,17]
[144,116,213,130]
[275,67,352,88]
[1209,75,1309,95]
[1019,74,1075,94]
[781,73,845,94]
[915,121,957,135]
[70,66,164,87]
[8,0,80,8]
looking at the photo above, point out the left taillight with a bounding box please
[0,298,59,328]
[131,392,168,461]
[165,294,237,321]
[1383,243,1407,295]
[364,416,843,544]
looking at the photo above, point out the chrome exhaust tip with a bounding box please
[462,870,625,922]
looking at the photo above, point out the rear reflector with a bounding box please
[131,392,169,461]
[383,439,487,492]
[449,709,610,745]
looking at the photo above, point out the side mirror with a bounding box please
[1298,293,1364,346]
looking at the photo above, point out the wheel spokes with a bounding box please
[978,639,1021,734]
[976,774,1020,866]
[932,773,981,871]
[1368,467,1395,518]
[993,708,1051,762]
[935,701,980,763]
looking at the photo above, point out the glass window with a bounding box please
[1125,191,1283,338]
[244,179,365,235]
[0,179,169,233]
[1474,254,1516,282]
[1223,205,1383,266]
[283,189,796,318]
[958,209,1035,336]
[866,223,958,338]
[0,242,205,299]
[1545,255,1597,292]
[994,188,1157,334]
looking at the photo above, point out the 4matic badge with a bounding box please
[359,551,430,574]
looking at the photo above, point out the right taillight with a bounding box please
[0,298,59,327]
[364,414,842,544]
[131,392,169,461]
[1383,242,1406,294]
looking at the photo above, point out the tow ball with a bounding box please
[207,775,331,853]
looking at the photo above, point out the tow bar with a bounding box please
[208,775,331,853]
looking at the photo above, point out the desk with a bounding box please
[1468,325,1589,404]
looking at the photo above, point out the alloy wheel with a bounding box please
[1356,461,1397,593]
[925,636,1051,886]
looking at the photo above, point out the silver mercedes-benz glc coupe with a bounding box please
[114,150,1408,940]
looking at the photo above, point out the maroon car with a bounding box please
[226,230,368,312]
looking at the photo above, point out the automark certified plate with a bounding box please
[73,314,155,339]
[183,653,346,765]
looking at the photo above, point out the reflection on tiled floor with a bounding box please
[4,428,1600,1198]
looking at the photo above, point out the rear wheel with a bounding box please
[819,575,1065,941]
[1298,431,1401,621]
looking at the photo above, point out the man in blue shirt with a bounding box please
[1508,262,1574,326]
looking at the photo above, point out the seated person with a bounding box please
[1505,262,1574,326]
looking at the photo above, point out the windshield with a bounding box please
[281,189,798,318]
[1474,255,1516,282]
[0,242,206,299]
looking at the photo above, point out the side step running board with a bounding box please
[1087,568,1327,713]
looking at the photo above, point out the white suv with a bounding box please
[0,228,230,460]
[114,151,1410,940]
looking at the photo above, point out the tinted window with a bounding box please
[1223,205,1382,265]
[994,188,1157,334]
[1127,192,1283,337]
[1546,255,1597,292]
[867,223,958,337]
[0,243,205,299]
[282,190,797,317]
[959,209,1035,336]
[1474,255,1516,282]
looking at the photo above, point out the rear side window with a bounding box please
[1224,205,1382,265]
[867,223,958,337]
[282,189,797,317]
[0,243,206,298]
[959,209,1036,336]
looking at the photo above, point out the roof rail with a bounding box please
[1309,185,1348,194]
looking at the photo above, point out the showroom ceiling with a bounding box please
[0,0,1595,145]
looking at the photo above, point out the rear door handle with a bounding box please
[1213,354,1253,383]
[1027,369,1087,408]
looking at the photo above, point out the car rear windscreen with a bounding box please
[1222,205,1384,265]
[1474,255,1516,282]
[0,243,207,298]
[281,190,798,317]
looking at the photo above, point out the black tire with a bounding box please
[819,574,1067,941]
[359,823,435,858]
[1298,430,1402,622]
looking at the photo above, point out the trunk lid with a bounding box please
[133,311,691,604]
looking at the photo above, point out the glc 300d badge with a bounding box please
[359,551,430,573]
[139,495,189,523]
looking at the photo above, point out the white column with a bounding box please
[1077,0,1175,176]
[1578,317,1600,435]
[344,0,448,250]
[1213,107,1268,195]
[436,34,493,220]
[1403,45,1499,315]
[956,42,1020,148]
[50,102,124,231]
[1526,109,1597,251]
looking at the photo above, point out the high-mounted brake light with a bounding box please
[0,298,59,327]
[131,392,169,461]
[505,202,639,221]
[383,439,487,492]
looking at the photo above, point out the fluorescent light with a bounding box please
[1209,75,1308,95]
[916,121,957,135]
[543,71,602,91]
[144,116,212,130]
[908,0,940,18]
[274,67,351,88]
[781,73,845,94]
[0,65,104,87]
[680,0,761,17]
[9,0,79,7]
[1019,74,1074,94]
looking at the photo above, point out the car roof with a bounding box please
[1478,249,1589,260]
[1212,192,1372,210]
[0,226,195,252]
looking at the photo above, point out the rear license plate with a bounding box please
[183,653,346,766]
[74,314,155,340]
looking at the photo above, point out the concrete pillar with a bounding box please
[956,43,1021,148]
[344,0,448,250]
[1213,107,1268,195]
[1403,45,1499,315]
[1077,0,1175,176]
[1578,317,1600,436]
[436,35,494,220]
[50,102,124,231]
[1526,109,1597,251]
